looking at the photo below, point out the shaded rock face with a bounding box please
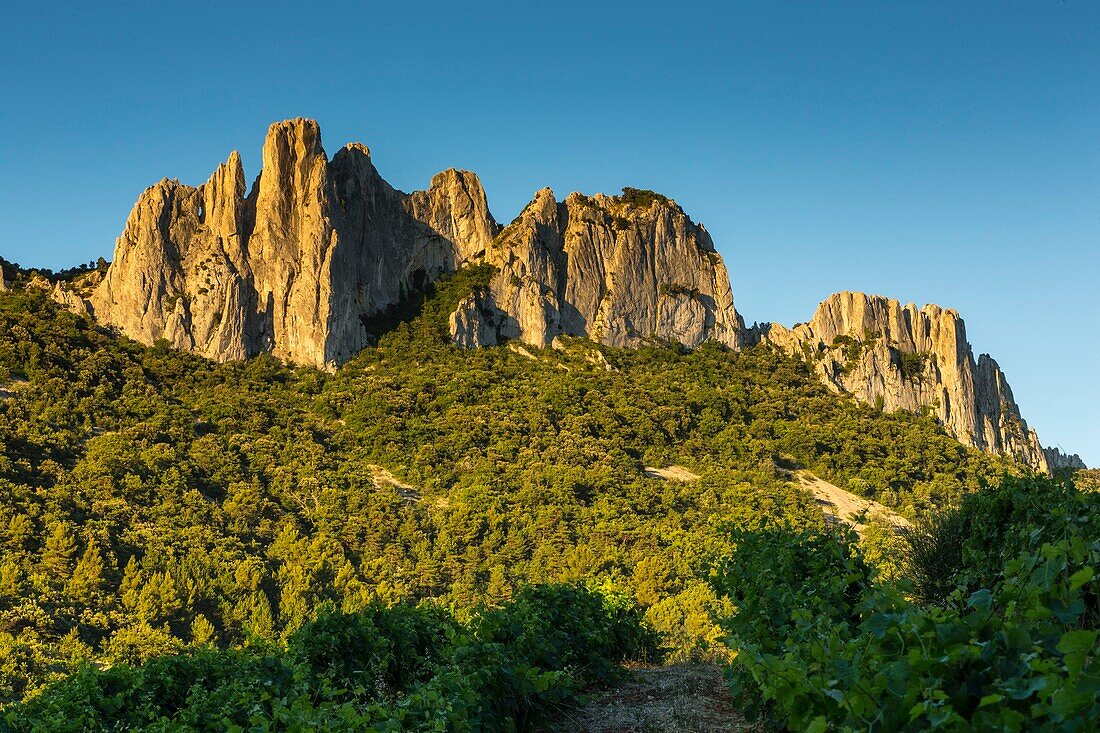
[89,119,497,368]
[758,291,1054,472]
[449,189,743,349]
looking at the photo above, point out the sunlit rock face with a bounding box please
[89,119,497,368]
[448,189,744,350]
[77,118,1080,472]
[758,291,1056,472]
[89,119,742,366]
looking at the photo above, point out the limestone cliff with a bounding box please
[88,119,497,368]
[89,120,741,365]
[758,291,1056,472]
[1045,447,1087,472]
[67,118,1081,471]
[90,152,252,360]
[448,188,743,349]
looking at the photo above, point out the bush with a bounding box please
[2,584,656,732]
[896,350,929,381]
[716,475,1100,731]
[901,505,969,604]
[475,584,660,685]
[289,601,456,694]
[616,187,670,210]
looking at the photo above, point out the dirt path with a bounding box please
[557,663,760,733]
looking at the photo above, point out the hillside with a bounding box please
[0,267,1019,706]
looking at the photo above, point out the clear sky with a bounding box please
[1,1,1096,464]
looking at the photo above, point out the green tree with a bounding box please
[40,522,78,579]
[66,542,105,601]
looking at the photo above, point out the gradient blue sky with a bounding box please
[1,1,1096,463]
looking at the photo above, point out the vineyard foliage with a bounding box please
[718,474,1100,731]
[2,584,656,731]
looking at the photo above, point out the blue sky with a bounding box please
[1,1,1096,464]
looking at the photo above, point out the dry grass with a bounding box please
[555,663,760,733]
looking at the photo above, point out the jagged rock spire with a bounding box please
[88,118,497,368]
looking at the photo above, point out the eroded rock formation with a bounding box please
[758,292,1056,471]
[448,188,743,349]
[87,119,497,368]
[61,118,1079,469]
[87,120,741,366]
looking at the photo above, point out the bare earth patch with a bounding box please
[643,465,701,482]
[795,470,909,532]
[366,464,421,503]
[508,343,539,361]
[0,378,28,400]
[557,663,759,733]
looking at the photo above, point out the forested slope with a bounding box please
[0,267,1016,706]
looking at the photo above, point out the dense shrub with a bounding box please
[718,475,1100,731]
[2,584,651,732]
[289,602,457,693]
[901,505,970,604]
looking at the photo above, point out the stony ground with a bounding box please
[555,663,760,733]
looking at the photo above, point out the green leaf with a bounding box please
[968,589,993,613]
[1068,566,1094,591]
[1057,630,1098,677]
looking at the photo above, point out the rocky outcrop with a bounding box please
[51,281,92,317]
[90,152,253,360]
[89,119,497,368]
[90,119,740,365]
[74,118,1081,471]
[1045,447,1087,472]
[449,188,743,349]
[758,291,1058,472]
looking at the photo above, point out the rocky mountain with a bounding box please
[85,119,496,368]
[74,119,739,368]
[755,292,1084,473]
[450,188,742,349]
[37,118,1081,470]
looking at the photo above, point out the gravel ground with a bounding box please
[555,663,761,733]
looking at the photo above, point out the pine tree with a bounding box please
[40,522,78,578]
[246,592,275,640]
[0,561,22,600]
[190,614,216,646]
[67,543,105,602]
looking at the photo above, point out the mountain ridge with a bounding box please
[751,291,1086,473]
[6,118,1082,471]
